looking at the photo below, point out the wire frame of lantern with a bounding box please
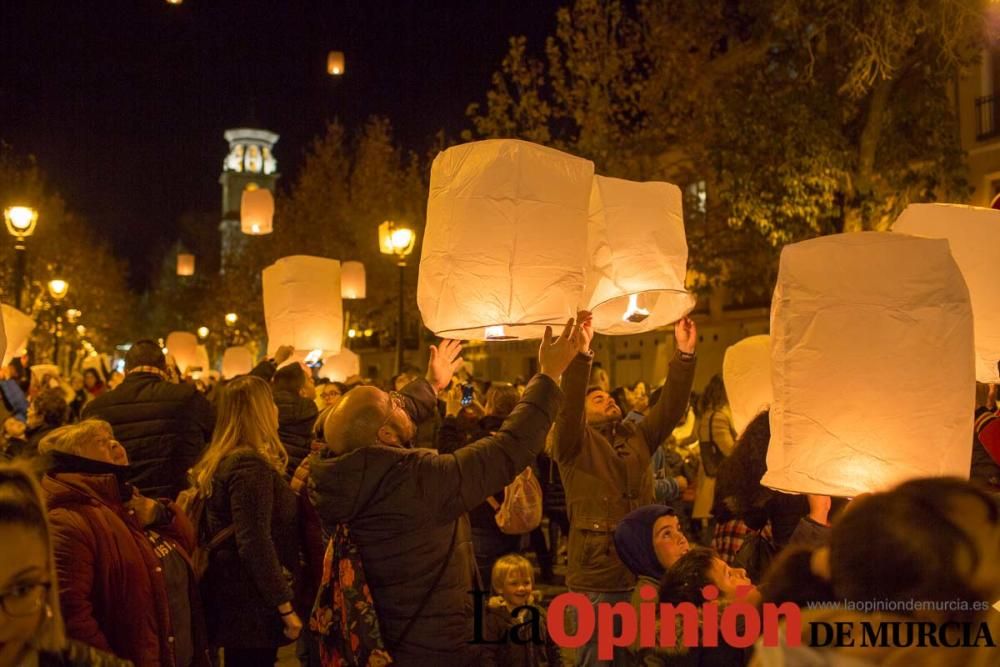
[341,261,366,299]
[327,51,345,76]
[241,188,274,236]
[177,252,195,276]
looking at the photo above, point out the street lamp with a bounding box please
[197,326,209,339]
[47,279,69,301]
[378,220,416,375]
[4,206,38,309]
[225,312,238,326]
[46,278,69,372]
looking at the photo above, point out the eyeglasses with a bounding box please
[374,391,404,444]
[0,581,50,617]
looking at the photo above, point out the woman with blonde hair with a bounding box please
[189,375,302,667]
[0,461,131,666]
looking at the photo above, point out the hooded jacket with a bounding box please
[309,374,562,666]
[272,387,319,477]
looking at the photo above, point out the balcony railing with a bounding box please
[976,95,999,141]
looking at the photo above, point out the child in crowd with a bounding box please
[480,554,563,667]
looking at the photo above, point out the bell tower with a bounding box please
[219,127,279,272]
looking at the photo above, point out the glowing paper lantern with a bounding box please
[221,346,253,379]
[1,305,34,367]
[764,233,975,497]
[166,331,199,373]
[327,51,345,76]
[722,335,772,437]
[241,188,274,235]
[177,253,195,276]
[263,255,343,357]
[419,139,593,340]
[585,176,696,334]
[341,261,366,299]
[319,348,360,382]
[194,345,210,372]
[891,203,1000,383]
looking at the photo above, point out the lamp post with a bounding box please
[4,206,39,309]
[378,221,416,375]
[47,278,69,373]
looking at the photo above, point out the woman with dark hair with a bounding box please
[692,375,736,539]
[24,388,70,457]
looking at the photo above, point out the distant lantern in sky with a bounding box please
[584,176,696,335]
[221,346,253,379]
[1,305,34,367]
[341,261,366,299]
[263,255,343,358]
[241,188,274,235]
[419,139,593,340]
[177,252,195,277]
[320,348,360,382]
[166,331,199,373]
[764,233,974,498]
[723,335,772,437]
[892,203,1000,383]
[327,51,345,76]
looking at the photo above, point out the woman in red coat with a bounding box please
[38,420,208,667]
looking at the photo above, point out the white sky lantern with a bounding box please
[194,345,210,372]
[419,139,593,340]
[891,203,1000,383]
[764,233,975,497]
[1,305,34,367]
[241,188,274,236]
[177,252,195,277]
[341,261,366,299]
[327,51,345,76]
[585,176,696,335]
[263,255,343,358]
[166,332,199,373]
[723,335,772,437]
[221,346,254,379]
[320,348,360,382]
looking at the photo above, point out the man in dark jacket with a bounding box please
[553,311,697,667]
[82,340,214,499]
[270,362,319,476]
[310,324,581,666]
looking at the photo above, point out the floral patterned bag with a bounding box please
[310,524,393,667]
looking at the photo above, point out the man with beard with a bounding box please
[552,311,697,667]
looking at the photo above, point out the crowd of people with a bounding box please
[1,311,998,667]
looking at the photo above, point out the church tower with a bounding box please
[219,127,279,272]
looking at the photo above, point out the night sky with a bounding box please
[0,0,564,289]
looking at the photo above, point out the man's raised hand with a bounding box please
[539,318,581,381]
[427,339,464,392]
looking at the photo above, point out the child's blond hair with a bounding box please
[490,553,535,596]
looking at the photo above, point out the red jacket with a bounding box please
[42,472,199,667]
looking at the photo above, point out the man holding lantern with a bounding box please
[552,311,697,667]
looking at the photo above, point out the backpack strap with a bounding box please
[486,496,501,511]
[206,524,236,551]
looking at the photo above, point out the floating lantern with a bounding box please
[723,335,772,437]
[764,233,975,497]
[194,345,210,373]
[165,331,199,373]
[327,51,345,76]
[263,255,343,357]
[1,305,34,367]
[418,139,593,340]
[241,188,274,235]
[892,203,1000,383]
[584,176,696,334]
[221,346,254,379]
[319,348,360,382]
[341,261,366,299]
[177,252,195,276]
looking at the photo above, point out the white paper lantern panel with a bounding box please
[166,332,199,373]
[341,261,366,299]
[241,188,274,235]
[891,203,1000,383]
[320,348,360,382]
[194,345,210,372]
[585,176,696,335]
[263,255,343,357]
[764,233,975,497]
[723,335,772,437]
[1,305,34,367]
[221,346,254,379]
[419,139,593,340]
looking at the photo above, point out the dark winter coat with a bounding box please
[42,470,203,667]
[81,372,215,499]
[37,640,134,667]
[309,374,563,667]
[273,388,319,477]
[480,596,563,667]
[201,450,301,649]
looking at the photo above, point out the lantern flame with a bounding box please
[305,349,323,365]
[251,223,261,234]
[485,325,507,340]
[622,294,650,323]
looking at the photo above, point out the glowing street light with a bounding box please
[197,326,210,339]
[47,279,69,301]
[4,206,38,309]
[378,220,417,374]
[225,312,238,326]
